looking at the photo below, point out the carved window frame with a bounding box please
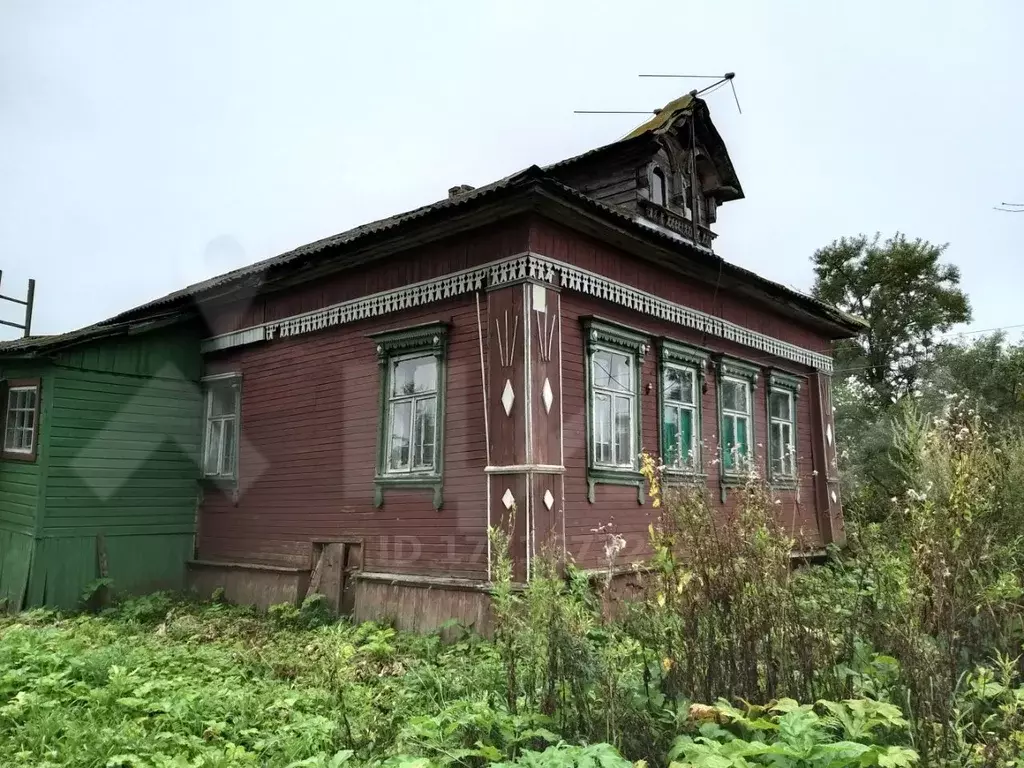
[766,371,802,488]
[582,318,648,504]
[370,321,449,510]
[657,340,709,479]
[715,356,760,488]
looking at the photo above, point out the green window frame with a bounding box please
[767,371,802,486]
[370,322,448,510]
[715,357,760,484]
[201,374,241,482]
[658,340,709,476]
[583,318,647,504]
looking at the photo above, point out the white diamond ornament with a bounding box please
[543,489,554,510]
[826,423,833,446]
[501,379,515,416]
[542,378,553,413]
[502,488,515,509]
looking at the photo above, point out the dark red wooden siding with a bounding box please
[200,295,489,579]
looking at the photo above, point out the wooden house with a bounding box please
[0,94,864,621]
[0,319,202,609]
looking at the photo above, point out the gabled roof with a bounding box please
[4,101,865,357]
[91,166,861,337]
[547,93,743,203]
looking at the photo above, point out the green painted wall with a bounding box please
[0,326,204,610]
[0,363,50,608]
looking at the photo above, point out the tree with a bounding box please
[812,232,971,405]
[919,333,1024,429]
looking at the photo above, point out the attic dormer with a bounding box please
[548,93,743,252]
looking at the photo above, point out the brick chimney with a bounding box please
[448,184,475,199]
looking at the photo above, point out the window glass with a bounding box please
[652,168,667,207]
[590,346,636,469]
[385,355,439,475]
[769,390,791,420]
[4,386,37,454]
[392,357,437,397]
[769,389,796,477]
[722,379,748,413]
[203,379,239,478]
[721,376,752,473]
[662,363,698,470]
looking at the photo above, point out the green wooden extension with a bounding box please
[0,326,202,610]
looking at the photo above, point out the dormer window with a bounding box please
[651,167,667,207]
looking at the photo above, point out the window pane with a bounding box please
[614,396,632,465]
[663,404,680,466]
[770,391,791,420]
[388,401,412,470]
[663,367,681,402]
[392,356,436,397]
[413,397,436,469]
[221,418,237,476]
[594,393,612,464]
[204,420,223,475]
[592,351,613,389]
[678,369,695,405]
[736,416,749,457]
[610,353,632,393]
[782,423,793,474]
[652,168,667,207]
[722,380,748,413]
[4,426,15,451]
[770,422,784,475]
[210,386,236,417]
[678,409,694,467]
[723,414,736,471]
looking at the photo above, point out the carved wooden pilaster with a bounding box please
[486,281,563,581]
[808,372,845,546]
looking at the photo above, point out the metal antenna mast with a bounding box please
[573,72,742,117]
[0,272,37,337]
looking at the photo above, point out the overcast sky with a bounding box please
[2,1,1022,339]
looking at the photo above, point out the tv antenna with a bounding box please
[994,202,1024,212]
[573,72,742,116]
[0,272,36,337]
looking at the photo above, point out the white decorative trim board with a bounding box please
[201,252,834,371]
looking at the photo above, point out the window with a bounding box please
[583,319,647,504]
[202,376,240,479]
[658,340,708,474]
[385,355,438,473]
[3,381,39,459]
[715,358,759,479]
[592,348,635,467]
[371,322,448,509]
[720,378,751,472]
[651,167,667,207]
[767,372,801,483]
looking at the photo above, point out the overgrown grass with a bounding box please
[5,406,1024,767]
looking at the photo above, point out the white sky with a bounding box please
[2,1,1022,338]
